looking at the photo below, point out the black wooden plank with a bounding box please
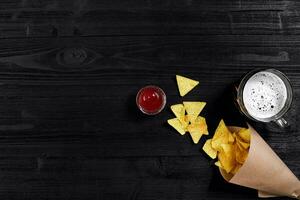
[0,0,291,11]
[0,156,294,200]
[2,0,300,37]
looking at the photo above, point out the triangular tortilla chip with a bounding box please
[228,132,235,144]
[171,104,185,118]
[188,128,204,144]
[183,101,206,123]
[192,116,208,134]
[176,75,199,97]
[211,119,232,151]
[237,128,251,143]
[188,116,208,144]
[236,138,250,149]
[170,104,186,123]
[203,139,217,159]
[235,144,248,164]
[167,118,186,135]
[218,144,236,173]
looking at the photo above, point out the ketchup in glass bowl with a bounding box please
[136,85,166,115]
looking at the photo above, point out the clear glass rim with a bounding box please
[136,85,167,115]
[237,68,293,122]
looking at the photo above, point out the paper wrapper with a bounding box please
[219,125,300,199]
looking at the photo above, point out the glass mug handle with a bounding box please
[274,117,289,128]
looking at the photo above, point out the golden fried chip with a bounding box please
[220,143,233,155]
[170,104,185,121]
[182,115,190,130]
[238,128,251,143]
[183,101,206,123]
[176,75,199,97]
[235,144,249,164]
[170,104,189,129]
[228,132,235,144]
[211,119,232,151]
[188,116,208,144]
[167,118,186,135]
[191,116,208,134]
[218,144,236,173]
[188,127,204,144]
[202,139,217,159]
[237,138,250,149]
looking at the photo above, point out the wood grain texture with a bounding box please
[0,1,299,200]
[1,0,300,37]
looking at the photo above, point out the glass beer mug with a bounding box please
[235,69,293,128]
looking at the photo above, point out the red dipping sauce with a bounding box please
[136,85,166,115]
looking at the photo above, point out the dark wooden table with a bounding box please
[0,0,299,199]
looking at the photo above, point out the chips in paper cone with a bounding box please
[220,125,300,199]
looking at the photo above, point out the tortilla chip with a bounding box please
[176,75,199,97]
[183,101,206,123]
[188,116,208,144]
[218,144,236,173]
[211,119,232,151]
[170,104,188,127]
[228,132,235,144]
[191,116,208,134]
[237,138,250,149]
[182,115,190,130]
[167,118,186,135]
[238,128,251,143]
[235,144,249,164]
[170,104,185,121]
[202,139,217,159]
[188,126,204,144]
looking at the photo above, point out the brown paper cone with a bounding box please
[219,125,300,199]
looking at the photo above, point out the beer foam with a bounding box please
[242,71,287,120]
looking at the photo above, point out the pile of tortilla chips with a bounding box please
[168,102,208,143]
[167,75,208,144]
[202,120,251,175]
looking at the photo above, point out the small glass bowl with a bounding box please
[136,85,166,115]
